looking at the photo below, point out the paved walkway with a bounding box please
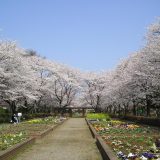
[15,118,102,160]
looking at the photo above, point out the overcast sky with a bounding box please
[0,0,160,71]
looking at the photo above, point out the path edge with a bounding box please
[85,118,118,160]
[0,118,68,160]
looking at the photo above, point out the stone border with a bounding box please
[85,118,118,160]
[0,119,68,160]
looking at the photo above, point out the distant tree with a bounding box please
[25,49,37,56]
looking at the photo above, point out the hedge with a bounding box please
[110,114,160,127]
[122,115,160,127]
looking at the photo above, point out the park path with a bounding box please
[15,118,102,160]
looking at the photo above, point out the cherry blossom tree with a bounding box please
[81,72,107,112]
[0,18,160,118]
[0,41,39,114]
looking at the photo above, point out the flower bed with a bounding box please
[0,116,63,151]
[89,119,160,159]
[26,116,61,124]
[0,132,27,150]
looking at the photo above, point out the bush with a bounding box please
[0,113,11,123]
[0,107,10,114]
[0,107,11,123]
[23,113,53,120]
[86,113,111,121]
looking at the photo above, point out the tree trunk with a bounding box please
[11,101,16,115]
[156,108,160,118]
[118,104,121,116]
[146,95,151,117]
[124,107,127,116]
[113,107,116,114]
[132,101,137,116]
[94,107,101,113]
[4,100,16,115]
[146,105,151,117]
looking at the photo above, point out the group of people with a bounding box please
[11,113,22,123]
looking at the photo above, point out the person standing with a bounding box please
[11,114,18,123]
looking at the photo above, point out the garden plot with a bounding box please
[90,119,160,159]
[0,116,62,151]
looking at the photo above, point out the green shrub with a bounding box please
[86,113,110,121]
[0,107,9,114]
[23,113,53,120]
[0,107,11,123]
[0,113,11,123]
[123,115,160,127]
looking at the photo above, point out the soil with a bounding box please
[14,118,102,160]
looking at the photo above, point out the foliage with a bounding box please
[26,117,57,124]
[0,132,27,150]
[23,113,53,120]
[0,113,11,123]
[123,115,160,127]
[0,107,8,114]
[86,113,110,121]
[0,107,10,123]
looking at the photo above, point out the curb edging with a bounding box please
[0,137,35,160]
